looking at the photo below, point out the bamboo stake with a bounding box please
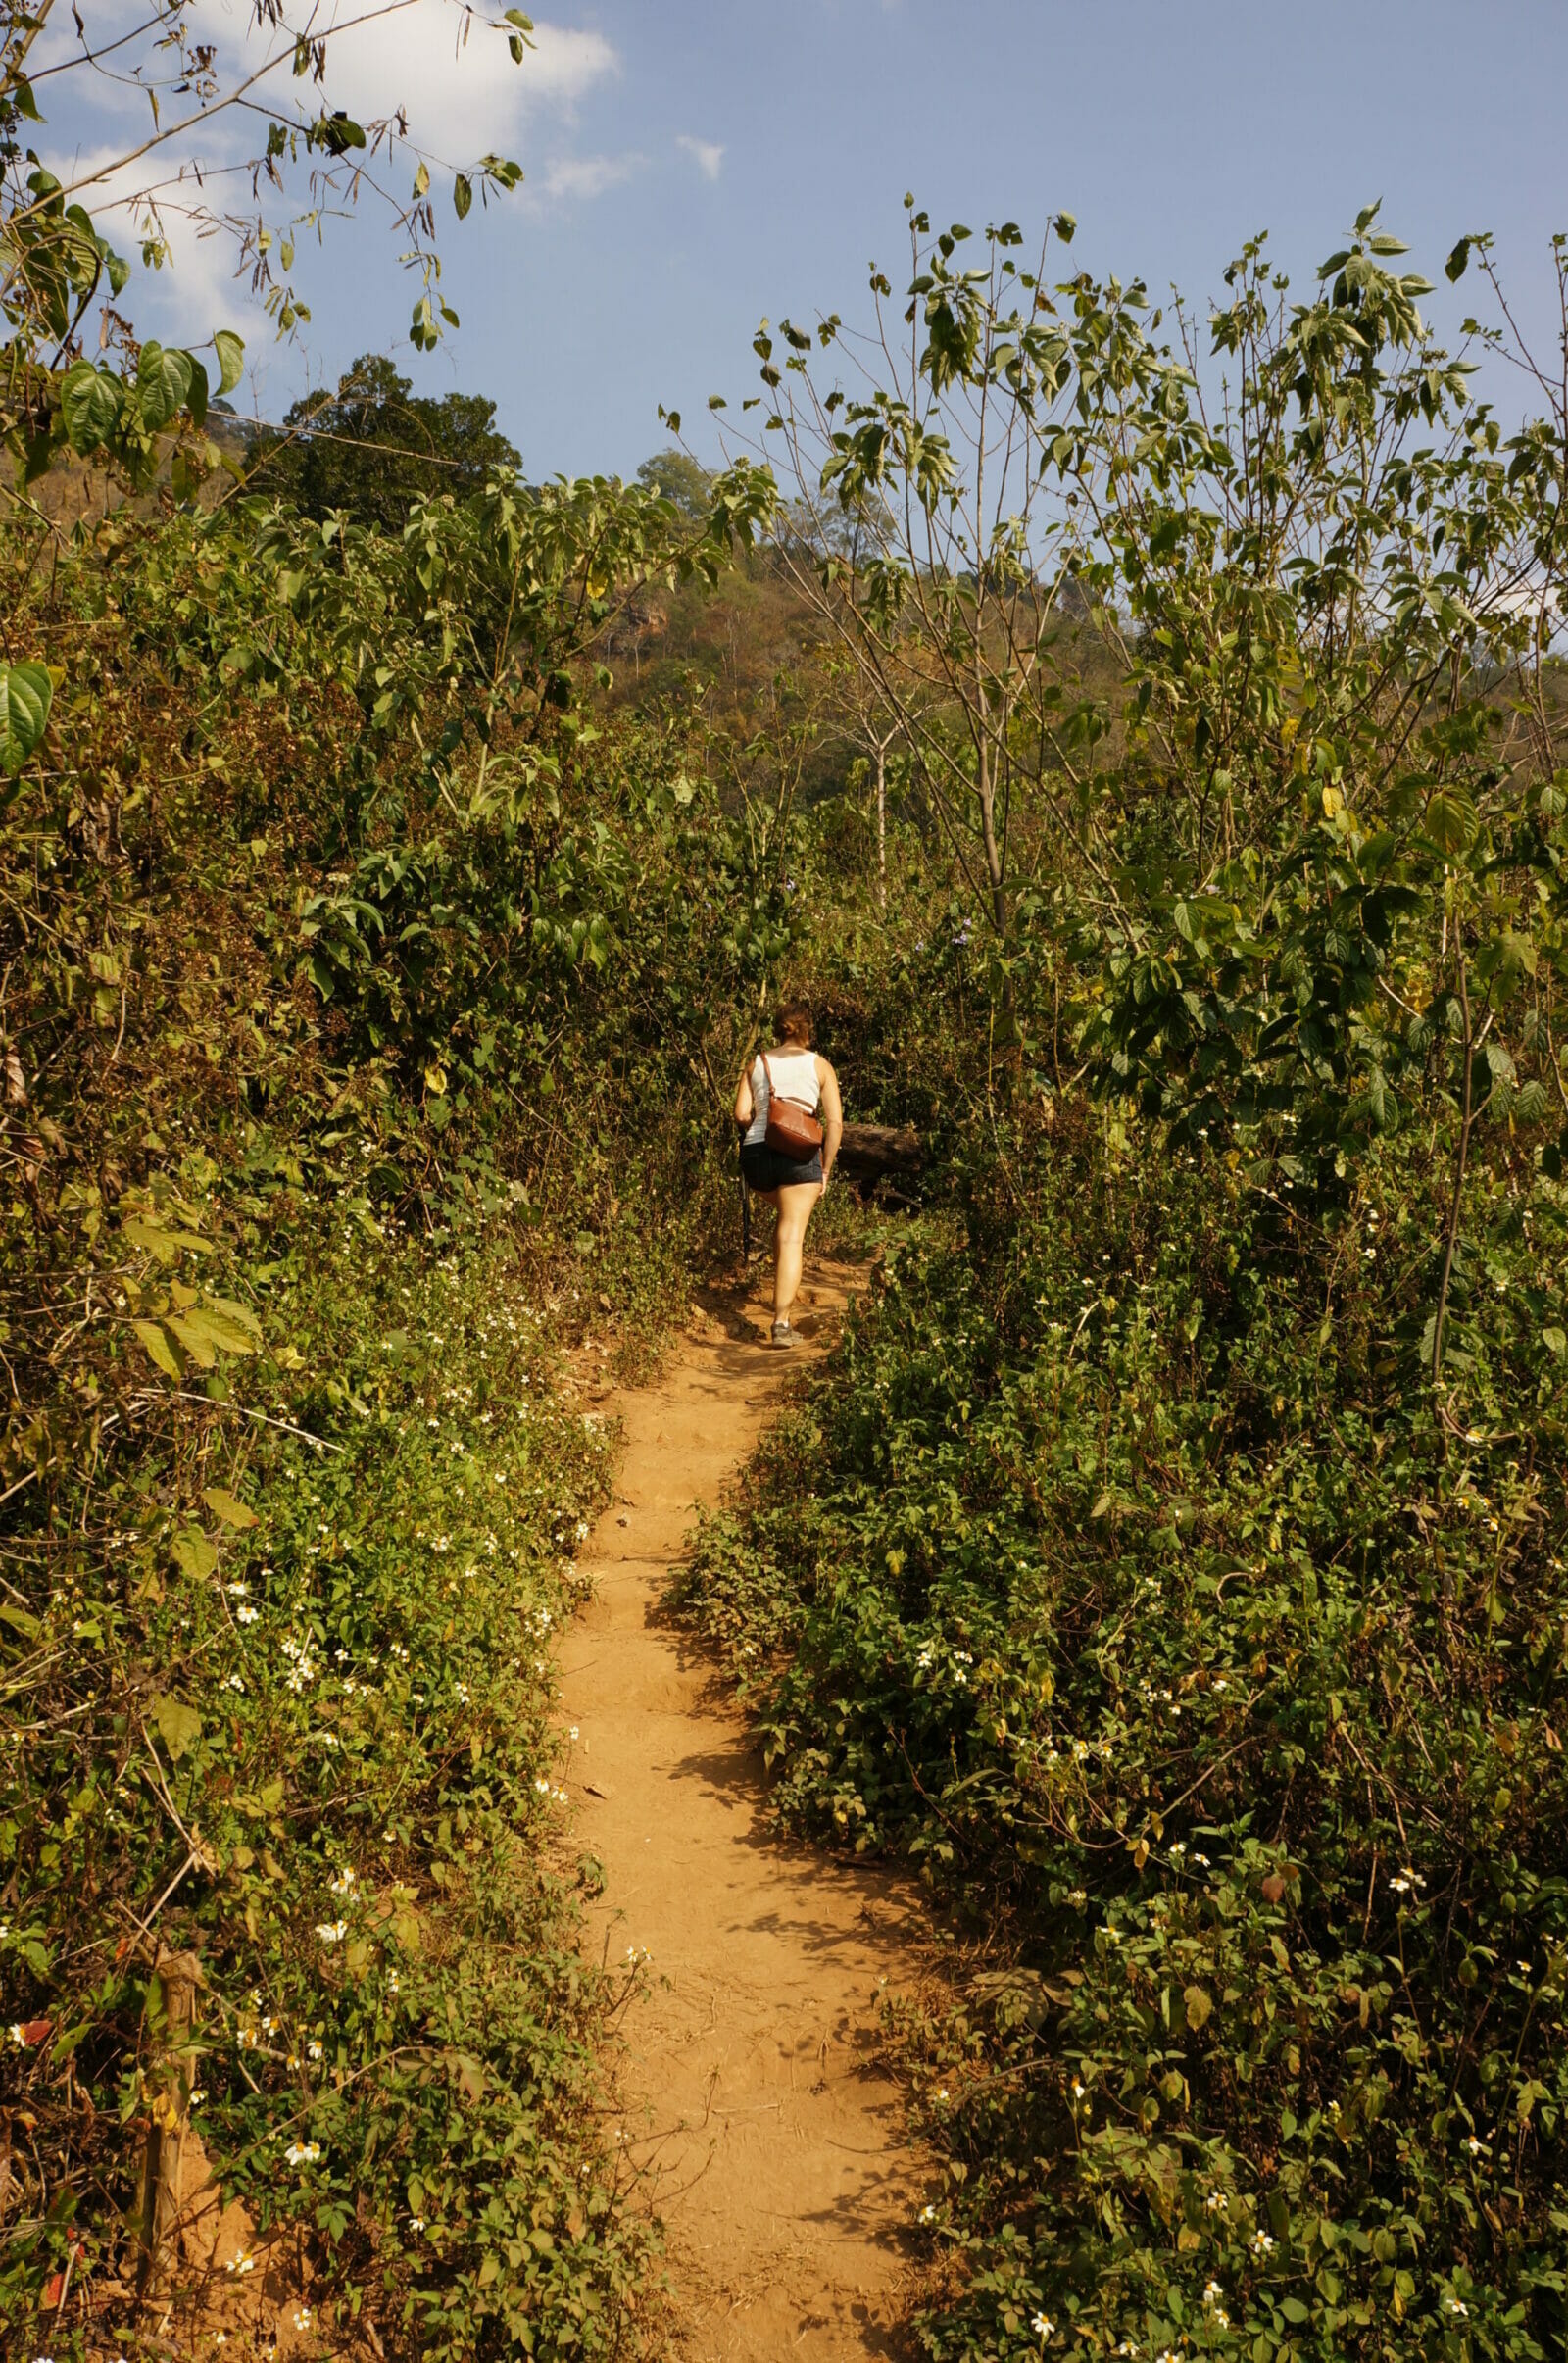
[136,1948,203,2301]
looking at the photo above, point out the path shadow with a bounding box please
[690,1255,865,1346]
[652,1726,933,1953]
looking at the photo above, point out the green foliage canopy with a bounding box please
[247,354,523,530]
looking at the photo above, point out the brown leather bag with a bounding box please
[761,1053,824,1159]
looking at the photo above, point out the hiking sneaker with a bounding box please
[770,1318,800,1348]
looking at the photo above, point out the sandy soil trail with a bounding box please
[559,1263,930,2361]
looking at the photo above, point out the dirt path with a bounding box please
[559,1262,930,2361]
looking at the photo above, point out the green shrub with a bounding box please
[677,1112,1568,2362]
[0,1185,667,2355]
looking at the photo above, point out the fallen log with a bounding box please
[837,1122,924,1193]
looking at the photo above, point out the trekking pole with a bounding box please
[738,1151,752,1266]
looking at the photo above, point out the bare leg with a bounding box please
[746,1185,778,1287]
[772,1182,821,1321]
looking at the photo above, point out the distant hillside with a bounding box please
[24,403,262,526]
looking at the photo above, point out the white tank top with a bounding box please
[744,1050,820,1147]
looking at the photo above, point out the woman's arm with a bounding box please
[817,1058,843,1184]
[734,1062,756,1133]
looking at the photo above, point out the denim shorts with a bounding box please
[741,1141,823,1190]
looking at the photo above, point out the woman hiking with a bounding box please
[733,1000,843,1347]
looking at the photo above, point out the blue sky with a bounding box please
[37,1,1568,476]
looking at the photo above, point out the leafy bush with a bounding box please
[0,1176,672,2355]
[0,477,806,2351]
[677,1109,1568,2362]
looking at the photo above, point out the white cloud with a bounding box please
[675,134,725,182]
[40,142,265,349]
[522,24,622,112]
[31,7,623,350]
[308,10,618,158]
[540,152,640,202]
[42,8,619,186]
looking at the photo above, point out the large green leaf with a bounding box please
[172,1528,219,1581]
[131,1318,181,1382]
[184,356,210,430]
[213,329,245,395]
[135,341,195,434]
[176,1304,259,1357]
[151,1693,203,1763]
[59,361,123,455]
[1423,784,1477,855]
[0,663,53,775]
[165,1313,217,1368]
[203,1485,258,1530]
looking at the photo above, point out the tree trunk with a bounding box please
[875,743,887,911]
[976,744,1008,939]
[1431,955,1475,1398]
